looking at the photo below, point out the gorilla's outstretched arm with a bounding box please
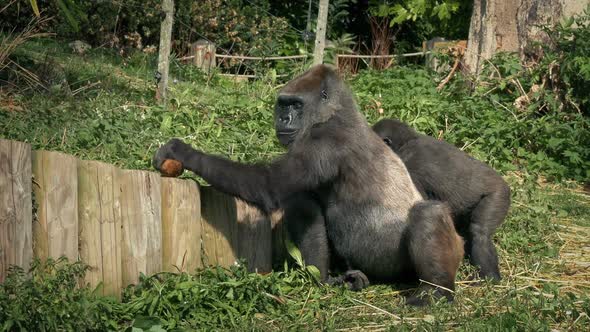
[153,138,339,213]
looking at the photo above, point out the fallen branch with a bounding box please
[437,56,460,91]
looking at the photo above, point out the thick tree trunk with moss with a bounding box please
[465,0,590,74]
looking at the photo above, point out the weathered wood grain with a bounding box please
[78,160,122,297]
[0,139,32,282]
[32,150,78,262]
[119,170,162,286]
[200,186,238,267]
[161,177,201,273]
[236,200,272,273]
[200,186,272,271]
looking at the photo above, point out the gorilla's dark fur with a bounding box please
[153,65,464,305]
[373,119,511,281]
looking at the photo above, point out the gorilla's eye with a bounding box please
[321,89,328,101]
[293,101,303,109]
[383,137,393,146]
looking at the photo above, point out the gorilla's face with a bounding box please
[382,136,393,147]
[274,94,305,146]
[372,123,393,147]
[274,64,344,147]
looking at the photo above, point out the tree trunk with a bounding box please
[156,0,174,102]
[465,0,590,74]
[313,0,330,66]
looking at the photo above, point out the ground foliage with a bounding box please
[0,181,588,331]
[0,38,589,330]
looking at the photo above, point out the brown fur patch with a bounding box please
[438,213,465,286]
[281,65,334,95]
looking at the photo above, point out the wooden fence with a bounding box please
[0,139,282,298]
[178,39,435,79]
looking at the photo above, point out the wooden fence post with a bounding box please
[270,210,287,268]
[0,139,32,282]
[191,39,216,73]
[119,170,162,286]
[32,151,78,262]
[200,187,238,267]
[161,177,202,273]
[200,187,272,272]
[156,0,174,102]
[78,160,122,298]
[236,200,272,273]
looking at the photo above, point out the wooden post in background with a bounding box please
[156,0,174,102]
[191,39,216,74]
[161,178,202,273]
[32,151,78,262]
[119,170,162,286]
[78,160,122,298]
[312,0,329,65]
[0,139,32,282]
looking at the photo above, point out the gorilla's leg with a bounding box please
[468,186,511,281]
[283,192,331,281]
[406,201,464,306]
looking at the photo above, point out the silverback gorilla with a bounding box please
[373,119,511,281]
[153,65,464,305]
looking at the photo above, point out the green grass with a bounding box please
[1,39,589,331]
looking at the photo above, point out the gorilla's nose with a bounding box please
[279,114,292,124]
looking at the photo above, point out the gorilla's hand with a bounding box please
[327,270,370,291]
[152,138,193,171]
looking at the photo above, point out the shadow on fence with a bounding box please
[0,139,285,298]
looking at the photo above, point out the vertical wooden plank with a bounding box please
[32,150,78,262]
[191,39,216,73]
[236,200,272,273]
[78,161,101,288]
[78,160,122,298]
[105,166,123,296]
[0,139,32,282]
[200,187,238,267]
[270,210,287,267]
[161,177,201,273]
[119,170,161,286]
[200,186,272,271]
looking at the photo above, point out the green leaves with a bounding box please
[285,237,322,283]
[352,60,590,181]
[286,237,304,267]
[0,258,122,331]
[130,316,166,332]
[369,0,462,26]
[29,0,40,17]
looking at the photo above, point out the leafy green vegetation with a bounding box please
[2,37,588,181]
[1,179,588,331]
[1,33,589,330]
[0,258,122,331]
[355,64,589,181]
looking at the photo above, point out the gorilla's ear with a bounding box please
[320,81,329,101]
[317,64,340,101]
